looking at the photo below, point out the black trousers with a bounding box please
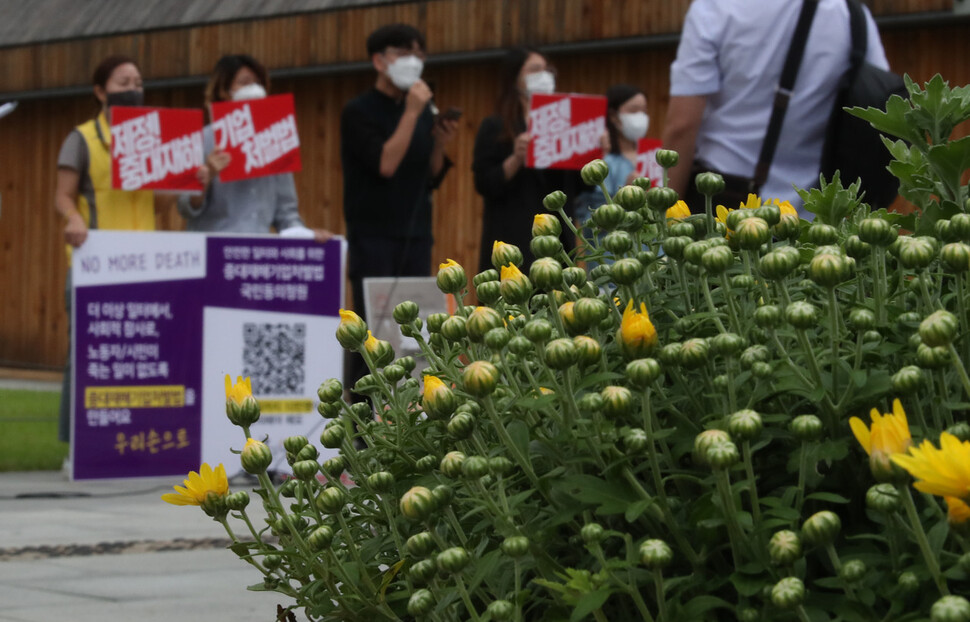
[343,234,432,401]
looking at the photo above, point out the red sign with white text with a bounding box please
[111,107,204,192]
[527,93,607,170]
[210,94,302,182]
[635,138,664,187]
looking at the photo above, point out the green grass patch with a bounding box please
[0,389,67,471]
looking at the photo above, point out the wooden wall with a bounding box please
[0,1,966,369]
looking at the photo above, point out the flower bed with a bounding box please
[166,75,970,621]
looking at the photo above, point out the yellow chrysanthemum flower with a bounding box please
[946,496,970,526]
[740,193,762,210]
[423,374,445,398]
[666,200,691,221]
[619,299,658,354]
[850,399,912,481]
[161,463,229,506]
[224,375,252,405]
[892,432,970,499]
[338,308,363,324]
[771,198,798,218]
[364,330,380,355]
[500,263,526,283]
[438,258,460,271]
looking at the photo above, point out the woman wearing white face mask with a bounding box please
[177,55,331,241]
[472,47,581,273]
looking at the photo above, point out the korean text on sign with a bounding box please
[527,94,607,170]
[210,94,302,182]
[110,107,204,191]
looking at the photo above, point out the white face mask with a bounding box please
[618,111,649,142]
[232,83,267,101]
[524,70,556,96]
[385,55,424,90]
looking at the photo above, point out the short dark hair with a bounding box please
[366,24,425,57]
[606,84,645,154]
[92,55,139,89]
[205,54,270,106]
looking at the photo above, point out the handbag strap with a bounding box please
[752,0,820,191]
[845,0,868,78]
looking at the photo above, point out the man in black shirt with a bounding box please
[341,23,456,395]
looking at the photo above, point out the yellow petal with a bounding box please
[849,417,871,455]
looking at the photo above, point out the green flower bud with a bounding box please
[581,159,610,186]
[530,234,563,259]
[424,312,446,334]
[543,190,568,212]
[582,522,606,545]
[739,345,769,369]
[603,230,634,256]
[577,392,604,413]
[948,422,970,442]
[768,530,802,566]
[400,486,435,521]
[336,309,369,350]
[809,253,849,287]
[199,490,229,519]
[737,608,760,622]
[707,440,740,470]
[366,470,395,493]
[625,358,662,388]
[292,459,320,481]
[501,535,530,558]
[736,217,771,250]
[487,600,514,621]
[786,301,819,330]
[571,298,607,328]
[771,577,805,609]
[728,409,763,441]
[751,361,773,378]
[278,479,299,498]
[865,483,900,513]
[529,257,563,291]
[241,438,273,475]
[942,242,970,273]
[561,266,586,287]
[614,184,647,211]
[415,454,438,473]
[848,308,876,331]
[695,171,725,196]
[801,510,841,547]
[461,455,490,479]
[891,365,923,396]
[466,306,504,342]
[262,554,283,570]
[489,456,513,477]
[646,186,679,212]
[701,245,735,274]
[491,241,524,271]
[439,315,467,343]
[392,300,419,325]
[407,531,437,558]
[600,385,634,419]
[474,269,500,286]
[693,429,731,466]
[658,342,683,367]
[684,240,712,265]
[840,559,867,583]
[639,539,673,570]
[953,212,970,239]
[623,427,649,454]
[918,343,951,369]
[790,414,823,441]
[752,305,783,330]
[383,364,405,383]
[225,490,250,512]
[409,559,437,585]
[610,257,645,285]
[476,280,501,304]
[932,596,970,622]
[920,310,959,347]
[316,487,345,514]
[655,149,680,169]
[845,234,871,259]
[662,236,693,262]
[439,451,466,478]
[573,335,602,367]
[759,248,798,280]
[679,338,710,369]
[317,378,343,404]
[523,318,554,344]
[436,546,471,574]
[462,361,499,397]
[959,552,970,574]
[898,236,937,269]
[446,412,476,440]
[807,223,839,246]
[304,525,334,552]
[592,203,626,231]
[858,218,896,246]
[544,338,579,369]
[407,589,435,617]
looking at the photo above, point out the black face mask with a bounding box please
[105,89,144,108]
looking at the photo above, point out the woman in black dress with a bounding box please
[472,47,580,273]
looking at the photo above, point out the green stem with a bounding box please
[824,543,857,600]
[715,469,747,566]
[795,442,809,519]
[719,273,743,334]
[898,485,949,596]
[454,575,482,622]
[653,569,668,622]
[741,441,762,525]
[483,397,544,496]
[947,343,970,402]
[699,275,728,333]
[827,287,841,400]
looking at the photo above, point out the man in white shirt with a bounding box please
[662,0,890,216]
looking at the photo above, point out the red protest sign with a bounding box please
[111,107,204,192]
[210,94,301,182]
[526,93,606,170]
[634,138,665,187]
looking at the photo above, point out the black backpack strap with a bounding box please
[845,0,867,79]
[753,0,820,191]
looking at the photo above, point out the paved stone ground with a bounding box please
[0,471,294,622]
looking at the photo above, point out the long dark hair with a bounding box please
[205,54,269,107]
[606,84,644,155]
[496,47,545,142]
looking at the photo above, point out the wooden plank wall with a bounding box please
[0,2,966,369]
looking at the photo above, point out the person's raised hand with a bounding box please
[433,118,459,145]
[513,132,531,163]
[406,80,434,114]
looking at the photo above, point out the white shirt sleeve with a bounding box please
[861,5,890,70]
[669,0,726,97]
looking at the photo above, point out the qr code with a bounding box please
[243,323,306,395]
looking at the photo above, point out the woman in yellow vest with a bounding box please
[53,55,155,450]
